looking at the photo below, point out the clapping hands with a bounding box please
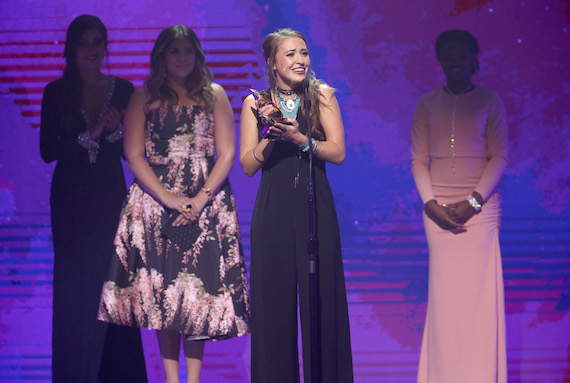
[90,106,123,140]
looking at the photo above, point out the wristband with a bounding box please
[472,191,484,205]
[466,195,481,213]
[201,187,214,201]
[312,139,322,156]
[252,147,264,164]
[300,135,310,152]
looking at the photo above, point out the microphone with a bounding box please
[302,77,310,112]
[301,77,310,91]
[302,77,312,151]
[302,77,311,136]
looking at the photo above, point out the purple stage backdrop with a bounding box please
[1,0,569,382]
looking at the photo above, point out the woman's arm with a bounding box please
[123,89,192,220]
[239,94,276,177]
[40,82,74,163]
[189,83,237,210]
[410,97,436,204]
[104,79,135,157]
[312,85,346,165]
[473,92,509,201]
[411,95,461,229]
[448,92,509,224]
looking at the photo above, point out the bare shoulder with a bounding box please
[318,84,336,102]
[210,82,226,96]
[210,82,232,108]
[132,88,159,112]
[131,88,150,105]
[242,94,256,107]
[318,84,339,109]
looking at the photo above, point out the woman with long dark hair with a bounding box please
[411,30,508,382]
[40,14,147,382]
[240,28,353,383]
[98,25,250,383]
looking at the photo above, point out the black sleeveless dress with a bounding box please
[250,91,354,382]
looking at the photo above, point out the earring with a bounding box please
[473,59,479,75]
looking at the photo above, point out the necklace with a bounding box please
[276,87,298,96]
[275,89,300,118]
[443,83,475,174]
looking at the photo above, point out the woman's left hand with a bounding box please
[270,118,302,143]
[445,200,477,224]
[102,106,123,133]
[185,193,209,220]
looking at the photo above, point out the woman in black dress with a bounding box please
[40,15,147,382]
[239,28,354,383]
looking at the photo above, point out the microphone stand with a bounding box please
[303,78,321,383]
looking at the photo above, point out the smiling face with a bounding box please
[439,41,476,83]
[272,36,310,90]
[74,27,106,71]
[164,38,196,82]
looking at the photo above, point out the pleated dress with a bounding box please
[411,86,509,383]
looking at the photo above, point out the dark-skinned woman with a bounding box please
[411,30,508,383]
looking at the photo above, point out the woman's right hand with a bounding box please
[257,102,279,118]
[240,94,277,177]
[424,199,464,230]
[89,118,106,140]
[162,193,196,226]
[102,105,122,133]
[256,103,282,138]
[89,106,122,140]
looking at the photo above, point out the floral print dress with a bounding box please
[98,105,250,340]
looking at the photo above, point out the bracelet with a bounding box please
[466,195,482,213]
[472,191,484,205]
[252,147,264,164]
[105,123,123,143]
[201,187,214,201]
[300,135,310,152]
[312,139,322,156]
[300,136,323,155]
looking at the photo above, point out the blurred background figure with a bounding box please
[40,14,147,383]
[411,29,509,383]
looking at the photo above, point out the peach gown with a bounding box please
[411,86,508,383]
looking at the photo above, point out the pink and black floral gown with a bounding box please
[98,105,250,340]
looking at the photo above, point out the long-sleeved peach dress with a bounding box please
[411,86,508,383]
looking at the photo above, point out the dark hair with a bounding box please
[61,15,108,125]
[435,29,479,60]
[63,15,108,68]
[145,25,214,109]
[262,28,327,140]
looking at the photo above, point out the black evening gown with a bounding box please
[40,76,147,383]
[250,91,354,383]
